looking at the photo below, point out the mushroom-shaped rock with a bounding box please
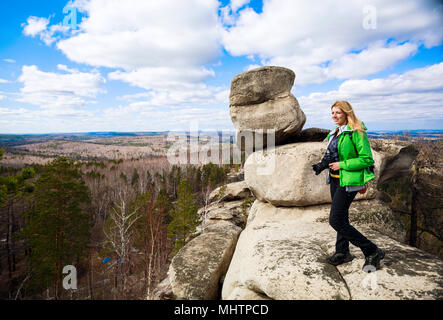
[229,66,306,150]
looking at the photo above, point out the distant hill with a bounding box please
[0,129,440,147]
[0,131,169,147]
[367,129,442,140]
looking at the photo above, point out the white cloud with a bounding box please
[57,64,79,73]
[108,67,215,90]
[41,24,71,45]
[22,16,70,45]
[0,95,6,100]
[148,87,229,107]
[298,62,443,126]
[101,103,232,132]
[17,65,105,109]
[3,59,16,63]
[222,0,443,85]
[20,1,229,116]
[108,66,228,107]
[38,108,93,117]
[22,16,49,37]
[326,41,418,79]
[56,0,228,111]
[0,107,28,116]
[58,0,222,70]
[220,5,236,26]
[220,0,251,25]
[0,107,97,133]
[338,62,443,96]
[117,92,151,101]
[0,78,10,83]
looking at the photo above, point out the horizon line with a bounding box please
[0,129,443,135]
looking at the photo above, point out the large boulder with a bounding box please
[229,66,306,150]
[230,66,295,107]
[222,200,443,300]
[231,95,306,150]
[244,139,418,207]
[244,142,383,206]
[169,230,241,300]
[369,139,419,185]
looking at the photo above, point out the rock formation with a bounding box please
[230,66,306,151]
[153,66,442,300]
[152,193,253,300]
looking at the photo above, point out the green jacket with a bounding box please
[326,122,375,187]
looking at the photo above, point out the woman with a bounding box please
[312,101,385,271]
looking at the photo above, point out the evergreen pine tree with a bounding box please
[155,188,173,226]
[20,158,92,299]
[167,179,199,256]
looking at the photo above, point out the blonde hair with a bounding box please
[331,101,365,134]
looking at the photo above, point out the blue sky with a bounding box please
[0,0,442,134]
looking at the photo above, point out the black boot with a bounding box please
[362,247,385,272]
[327,252,354,266]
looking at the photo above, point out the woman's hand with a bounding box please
[329,162,340,171]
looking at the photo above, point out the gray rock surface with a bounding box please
[222,200,443,300]
[371,140,419,185]
[229,66,295,107]
[208,181,252,203]
[197,199,249,231]
[227,167,244,183]
[231,95,306,150]
[169,231,240,300]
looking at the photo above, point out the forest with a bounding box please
[0,145,242,300]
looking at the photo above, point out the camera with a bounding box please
[312,152,333,175]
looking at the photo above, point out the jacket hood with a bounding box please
[359,121,368,130]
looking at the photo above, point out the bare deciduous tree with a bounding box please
[103,189,140,298]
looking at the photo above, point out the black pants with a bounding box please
[329,177,377,257]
